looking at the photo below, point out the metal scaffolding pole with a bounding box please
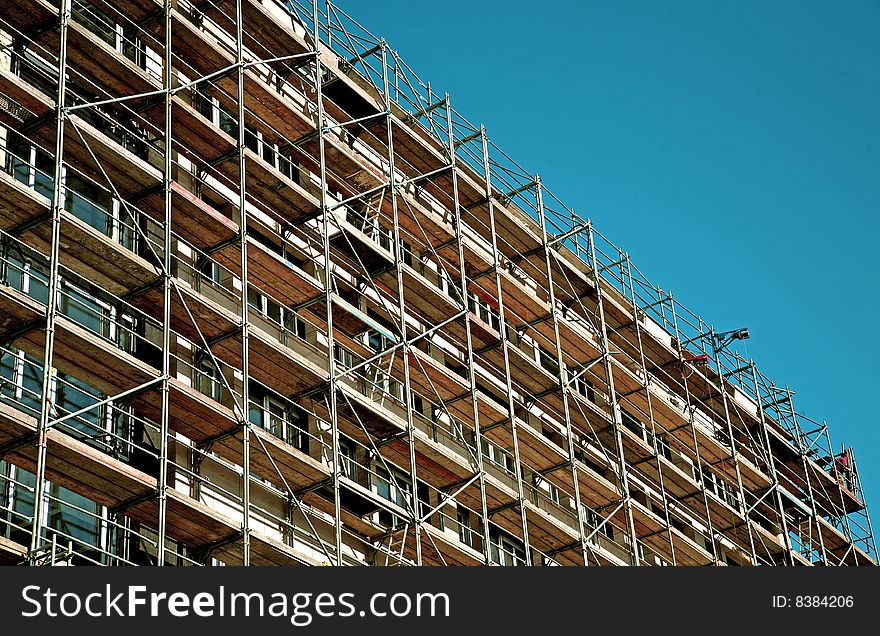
[28,0,71,563]
[446,98,491,565]
[820,425,858,562]
[478,127,531,565]
[584,222,639,565]
[622,254,678,565]
[379,39,422,564]
[851,450,878,559]
[665,294,720,564]
[748,363,795,565]
[156,0,174,566]
[236,0,252,566]
[534,177,589,565]
[313,0,343,566]
[708,329,758,565]
[785,389,828,565]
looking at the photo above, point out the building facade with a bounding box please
[0,0,874,566]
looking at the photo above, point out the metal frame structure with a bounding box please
[0,0,874,567]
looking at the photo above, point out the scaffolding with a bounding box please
[0,0,874,567]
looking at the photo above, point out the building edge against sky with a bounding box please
[0,0,874,566]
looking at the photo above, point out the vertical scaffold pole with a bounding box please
[534,178,589,565]
[479,127,531,565]
[446,99,491,564]
[748,364,794,565]
[820,423,858,562]
[584,222,639,565]
[785,389,828,565]
[622,255,677,565]
[29,0,71,564]
[708,331,758,565]
[665,296,719,564]
[157,0,174,566]
[313,0,343,565]
[379,40,422,564]
[236,0,252,565]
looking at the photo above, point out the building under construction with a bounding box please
[0,0,874,567]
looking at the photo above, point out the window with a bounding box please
[481,439,515,475]
[585,506,615,542]
[60,281,109,338]
[411,393,425,418]
[12,43,58,97]
[468,291,501,332]
[7,130,54,200]
[58,280,137,354]
[195,353,223,402]
[367,329,394,353]
[5,132,137,253]
[257,133,296,181]
[489,529,525,566]
[249,382,309,453]
[55,373,104,443]
[1,250,49,306]
[9,467,102,563]
[375,465,411,528]
[363,332,402,401]
[701,468,740,510]
[655,434,672,462]
[621,408,651,445]
[0,350,43,415]
[457,507,473,547]
[572,374,596,403]
[194,91,238,139]
[347,208,393,252]
[537,346,559,376]
[249,389,285,438]
[547,481,561,506]
[284,311,307,341]
[334,346,354,371]
[73,2,115,47]
[338,438,360,484]
[399,239,415,268]
[197,256,232,291]
[248,287,282,324]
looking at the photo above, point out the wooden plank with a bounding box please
[38,18,161,100]
[213,236,322,307]
[134,279,240,344]
[21,210,158,296]
[19,316,159,396]
[0,284,44,342]
[0,536,27,564]
[0,168,50,231]
[223,326,327,396]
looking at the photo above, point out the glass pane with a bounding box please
[33,152,54,200]
[65,175,111,235]
[244,127,259,153]
[219,109,238,138]
[7,135,31,187]
[0,351,17,400]
[247,287,261,311]
[3,254,24,291]
[56,374,102,440]
[19,355,43,414]
[73,2,116,46]
[62,285,106,336]
[248,402,262,427]
[266,299,281,324]
[49,483,99,546]
[12,469,36,544]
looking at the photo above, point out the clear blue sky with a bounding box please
[342,1,880,525]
